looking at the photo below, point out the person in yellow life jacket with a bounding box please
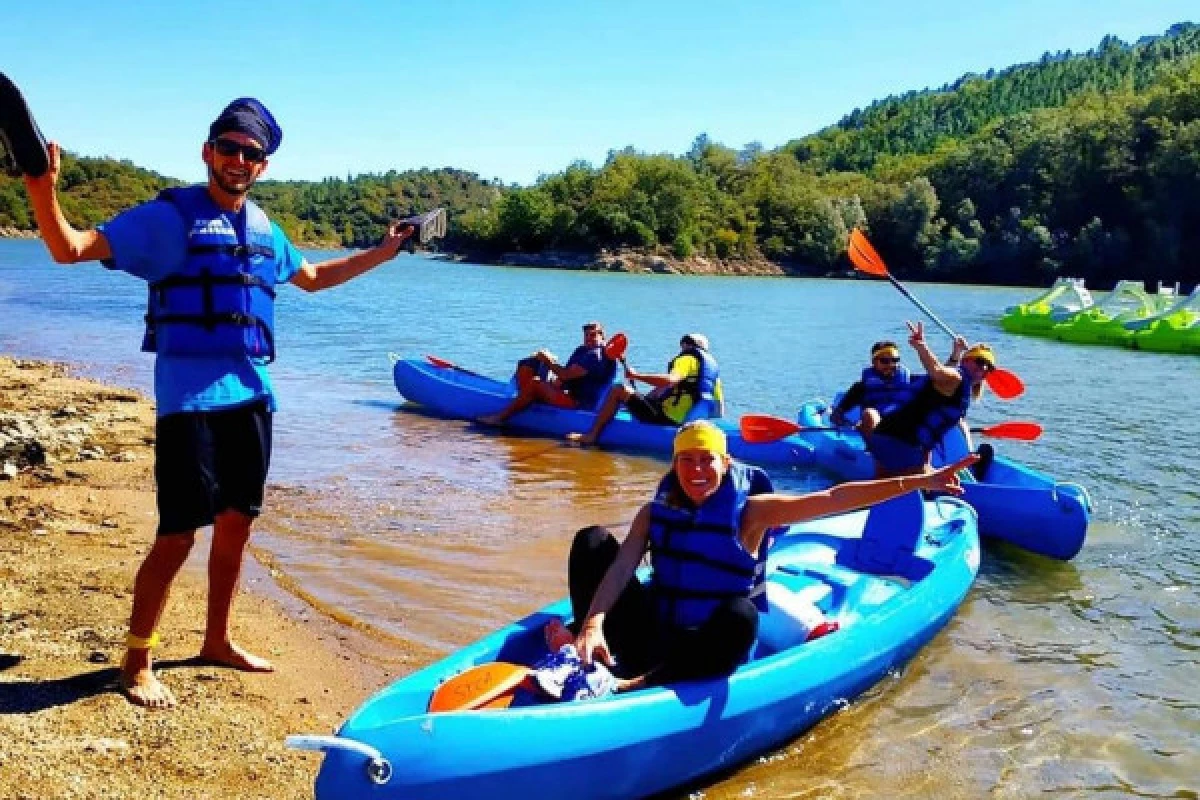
[547,421,977,700]
[565,333,724,447]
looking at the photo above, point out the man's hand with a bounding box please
[22,140,61,195]
[378,221,414,260]
[906,320,926,349]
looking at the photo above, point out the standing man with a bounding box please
[23,98,414,708]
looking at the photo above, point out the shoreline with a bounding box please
[0,355,409,799]
[0,231,827,277]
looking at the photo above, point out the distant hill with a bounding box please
[790,22,1200,172]
[4,22,1199,287]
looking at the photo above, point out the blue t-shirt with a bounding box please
[98,195,306,416]
[562,345,617,410]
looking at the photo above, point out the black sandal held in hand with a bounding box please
[0,72,50,178]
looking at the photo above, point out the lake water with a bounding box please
[2,238,1196,798]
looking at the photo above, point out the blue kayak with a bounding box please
[796,400,1091,561]
[392,357,815,467]
[290,491,979,799]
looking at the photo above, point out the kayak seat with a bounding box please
[836,492,932,580]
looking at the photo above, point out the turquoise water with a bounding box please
[2,239,1197,797]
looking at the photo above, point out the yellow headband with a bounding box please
[873,346,900,360]
[673,422,727,458]
[964,344,996,367]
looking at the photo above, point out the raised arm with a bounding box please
[907,321,961,395]
[289,222,413,293]
[23,142,111,264]
[738,454,978,554]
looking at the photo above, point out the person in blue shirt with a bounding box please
[22,98,414,709]
[477,321,618,426]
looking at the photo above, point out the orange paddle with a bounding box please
[739,413,1042,445]
[425,354,488,379]
[604,332,628,360]
[427,662,532,713]
[847,229,1025,401]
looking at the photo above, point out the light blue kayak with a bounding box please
[290,491,979,799]
[796,400,1091,560]
[392,357,815,467]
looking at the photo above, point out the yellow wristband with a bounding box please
[126,631,160,650]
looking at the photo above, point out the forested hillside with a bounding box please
[3,22,1198,287]
[0,159,499,249]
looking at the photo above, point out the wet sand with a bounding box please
[0,355,408,800]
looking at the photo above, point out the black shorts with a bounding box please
[625,393,675,426]
[154,399,273,535]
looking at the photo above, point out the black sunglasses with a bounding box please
[971,357,994,371]
[210,138,267,163]
[874,357,900,365]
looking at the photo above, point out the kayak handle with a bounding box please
[1053,481,1093,513]
[285,734,393,785]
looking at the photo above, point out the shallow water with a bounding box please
[2,238,1197,797]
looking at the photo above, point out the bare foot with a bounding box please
[120,655,176,709]
[564,432,595,446]
[198,640,275,673]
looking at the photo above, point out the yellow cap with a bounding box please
[873,346,900,360]
[963,344,996,368]
[673,421,727,458]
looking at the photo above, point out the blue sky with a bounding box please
[2,0,1194,185]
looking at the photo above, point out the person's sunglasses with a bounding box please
[210,138,267,163]
[972,357,994,371]
[875,357,900,365]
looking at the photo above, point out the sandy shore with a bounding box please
[0,356,409,799]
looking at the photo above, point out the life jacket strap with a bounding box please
[651,546,757,579]
[187,242,275,259]
[151,272,277,298]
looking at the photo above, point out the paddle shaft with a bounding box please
[808,424,1008,436]
[887,274,958,339]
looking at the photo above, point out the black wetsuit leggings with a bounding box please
[567,525,759,686]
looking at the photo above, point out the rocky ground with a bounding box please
[0,356,407,799]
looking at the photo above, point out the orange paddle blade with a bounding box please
[847,229,890,278]
[739,414,803,444]
[977,421,1042,441]
[427,662,530,713]
[605,332,628,360]
[984,367,1024,400]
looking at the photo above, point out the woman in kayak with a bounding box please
[543,420,975,700]
[863,321,995,477]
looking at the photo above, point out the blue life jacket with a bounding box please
[860,364,917,416]
[142,186,278,361]
[561,345,618,410]
[663,345,719,405]
[647,462,774,630]
[913,366,973,449]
